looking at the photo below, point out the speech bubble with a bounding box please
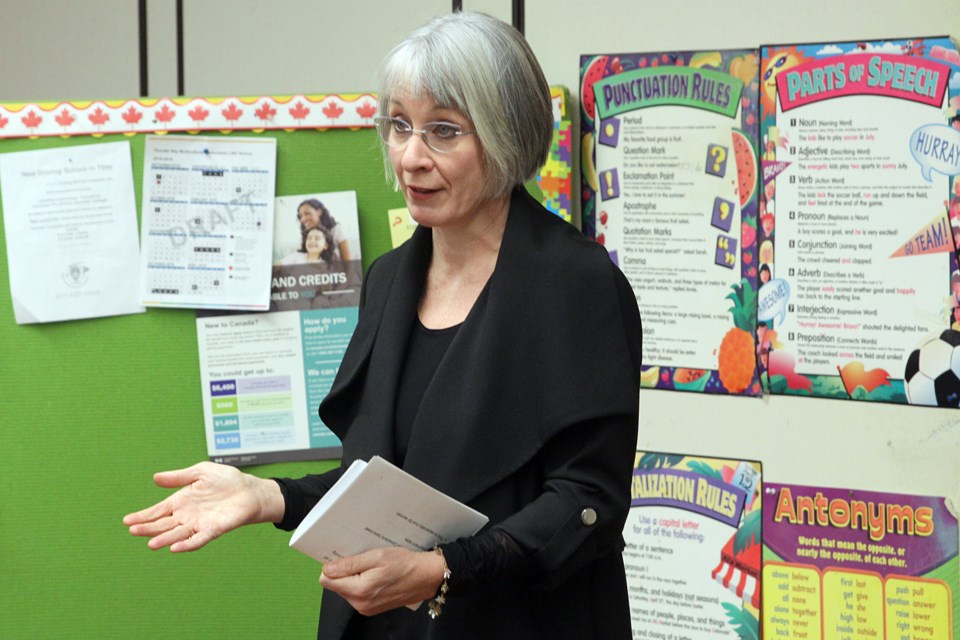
[909,124,960,182]
[757,278,791,326]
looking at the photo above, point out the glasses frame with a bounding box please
[374,116,477,154]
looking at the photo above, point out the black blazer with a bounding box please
[293,188,642,639]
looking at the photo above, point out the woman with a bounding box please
[124,12,642,639]
[298,198,352,261]
[281,225,335,265]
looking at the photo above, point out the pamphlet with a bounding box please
[290,456,489,564]
[197,191,362,465]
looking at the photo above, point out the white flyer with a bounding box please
[139,135,276,310]
[0,141,144,324]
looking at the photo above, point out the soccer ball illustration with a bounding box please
[903,329,960,407]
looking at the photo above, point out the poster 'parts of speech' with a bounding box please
[758,36,960,407]
[581,49,763,397]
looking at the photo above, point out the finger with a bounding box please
[319,574,385,617]
[147,523,199,551]
[170,529,214,553]
[126,515,179,538]
[153,465,205,489]
[319,572,359,595]
[323,555,366,578]
[122,497,174,526]
[325,547,391,578]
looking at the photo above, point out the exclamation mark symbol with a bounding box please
[605,171,613,197]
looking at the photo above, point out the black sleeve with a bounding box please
[272,467,343,531]
[440,412,636,595]
[439,259,641,594]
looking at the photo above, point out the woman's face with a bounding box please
[388,92,494,230]
[305,228,327,255]
[298,204,321,230]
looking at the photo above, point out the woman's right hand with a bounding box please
[122,461,285,552]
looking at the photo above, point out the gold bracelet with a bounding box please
[427,546,451,619]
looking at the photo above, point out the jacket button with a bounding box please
[580,508,597,526]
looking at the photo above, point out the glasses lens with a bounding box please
[423,122,462,153]
[375,118,411,146]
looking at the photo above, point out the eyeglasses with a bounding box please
[374,117,476,153]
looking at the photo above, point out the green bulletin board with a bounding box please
[0,95,399,638]
[0,91,572,638]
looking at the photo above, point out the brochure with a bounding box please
[197,190,362,465]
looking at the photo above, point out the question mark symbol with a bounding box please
[392,215,402,227]
[710,145,727,175]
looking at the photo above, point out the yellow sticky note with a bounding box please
[387,207,417,248]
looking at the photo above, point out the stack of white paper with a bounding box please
[290,456,488,564]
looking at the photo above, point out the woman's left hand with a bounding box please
[319,547,445,616]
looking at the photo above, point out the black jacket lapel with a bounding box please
[322,187,640,507]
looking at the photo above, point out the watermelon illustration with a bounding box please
[580,56,622,124]
[731,129,757,208]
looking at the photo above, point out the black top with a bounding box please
[346,312,530,640]
[393,317,460,464]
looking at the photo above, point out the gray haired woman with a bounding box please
[125,11,642,640]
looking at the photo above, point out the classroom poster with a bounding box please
[582,50,763,397]
[763,482,959,639]
[759,37,960,405]
[196,191,362,465]
[624,452,762,639]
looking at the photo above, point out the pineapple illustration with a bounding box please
[718,280,757,393]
